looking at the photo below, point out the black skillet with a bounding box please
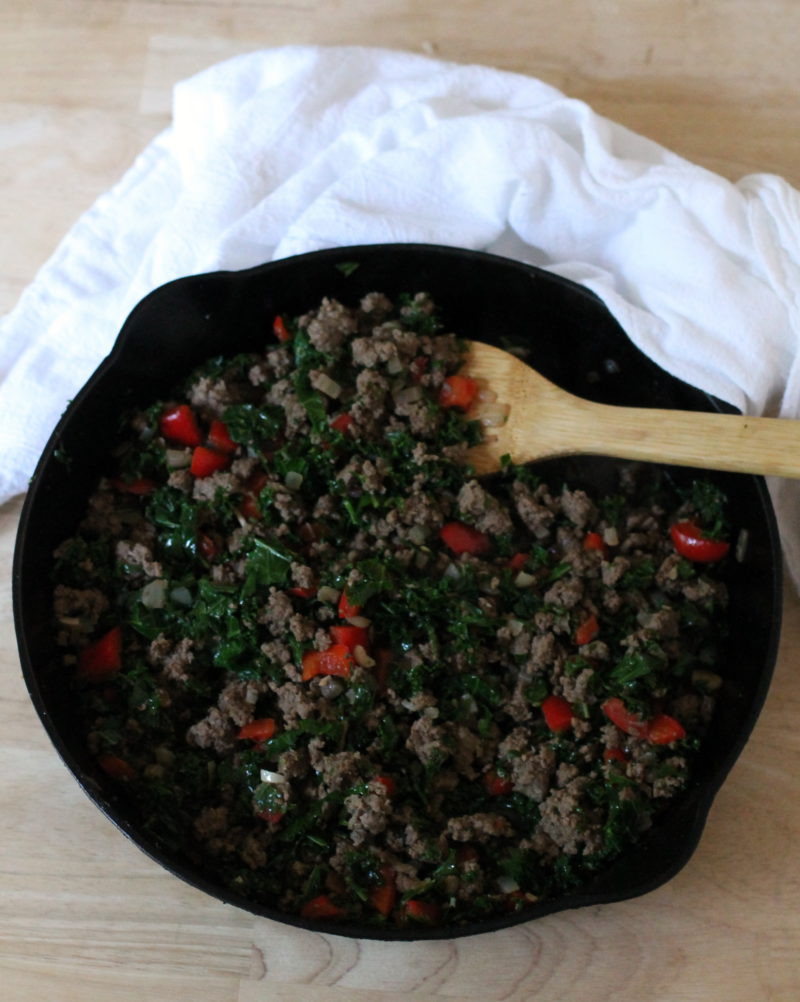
[13,243,782,939]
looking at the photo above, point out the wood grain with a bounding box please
[2,2,800,999]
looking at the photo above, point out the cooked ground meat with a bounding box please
[52,290,732,931]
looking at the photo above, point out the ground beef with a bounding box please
[53,289,731,931]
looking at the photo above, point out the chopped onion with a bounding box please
[497,876,520,894]
[444,562,461,580]
[314,373,342,399]
[394,384,423,407]
[141,578,167,609]
[170,585,193,607]
[477,403,510,428]
[319,676,345,699]
[407,524,427,545]
[317,585,340,604]
[508,618,525,637]
[691,668,723,692]
[477,388,498,403]
[385,355,404,375]
[346,615,371,628]
[514,570,536,588]
[603,526,619,547]
[259,769,285,785]
[284,470,304,491]
[735,528,749,563]
[166,448,191,469]
[354,644,375,668]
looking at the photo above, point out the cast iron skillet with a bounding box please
[13,244,782,940]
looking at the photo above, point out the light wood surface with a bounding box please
[465,341,800,478]
[3,3,800,1000]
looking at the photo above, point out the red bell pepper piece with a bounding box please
[603,747,629,764]
[438,374,478,410]
[190,445,231,478]
[239,470,269,520]
[583,531,607,554]
[300,894,344,920]
[207,419,237,454]
[97,754,136,782]
[111,476,157,496]
[236,718,277,742]
[301,644,355,682]
[159,404,203,447]
[645,713,687,745]
[541,694,573,733]
[329,624,370,652]
[601,697,649,739]
[483,769,513,796]
[329,413,354,436]
[670,520,730,563]
[369,867,397,917]
[197,532,219,561]
[439,520,491,556]
[257,809,285,824]
[77,625,122,682]
[273,315,291,343]
[508,552,529,572]
[404,899,441,924]
[337,590,362,619]
[289,586,316,599]
[374,774,397,796]
[574,613,599,646]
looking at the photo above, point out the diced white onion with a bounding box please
[141,578,167,609]
[317,585,341,604]
[354,644,375,668]
[603,526,619,547]
[58,616,81,627]
[170,586,193,607]
[444,562,461,580]
[346,615,371,628]
[477,388,498,403]
[691,668,723,692]
[259,770,285,785]
[284,471,304,491]
[407,524,427,545]
[385,355,404,375]
[508,618,525,637]
[735,528,749,563]
[497,876,520,894]
[166,448,191,469]
[394,384,423,407]
[514,570,536,588]
[477,403,510,428]
[315,373,342,399]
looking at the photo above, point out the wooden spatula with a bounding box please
[462,341,800,478]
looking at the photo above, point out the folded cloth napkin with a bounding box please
[3,45,800,583]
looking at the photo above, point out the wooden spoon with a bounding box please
[462,341,800,478]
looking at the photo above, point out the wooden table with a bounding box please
[2,3,800,999]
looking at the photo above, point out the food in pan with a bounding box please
[52,291,731,927]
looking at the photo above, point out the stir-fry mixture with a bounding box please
[52,291,732,927]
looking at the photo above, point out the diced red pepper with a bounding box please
[670,520,730,563]
[239,470,269,520]
[574,613,599,646]
[190,445,231,478]
[646,713,687,745]
[257,809,285,824]
[197,532,219,561]
[583,531,607,554]
[207,419,237,454]
[159,404,203,447]
[289,586,316,599]
[508,552,529,572]
[603,747,629,764]
[602,697,649,739]
[111,476,157,496]
[338,590,362,619]
[410,355,429,382]
[329,624,370,653]
[541,694,573,733]
[483,769,513,796]
[438,374,478,410]
[439,520,492,556]
[374,774,397,796]
[273,315,291,343]
[301,644,355,682]
[300,894,344,920]
[236,717,277,742]
[97,754,136,782]
[329,413,354,436]
[404,899,441,924]
[369,867,397,917]
[77,625,122,683]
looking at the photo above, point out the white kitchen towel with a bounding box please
[2,45,800,582]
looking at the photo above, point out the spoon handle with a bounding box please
[515,395,800,478]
